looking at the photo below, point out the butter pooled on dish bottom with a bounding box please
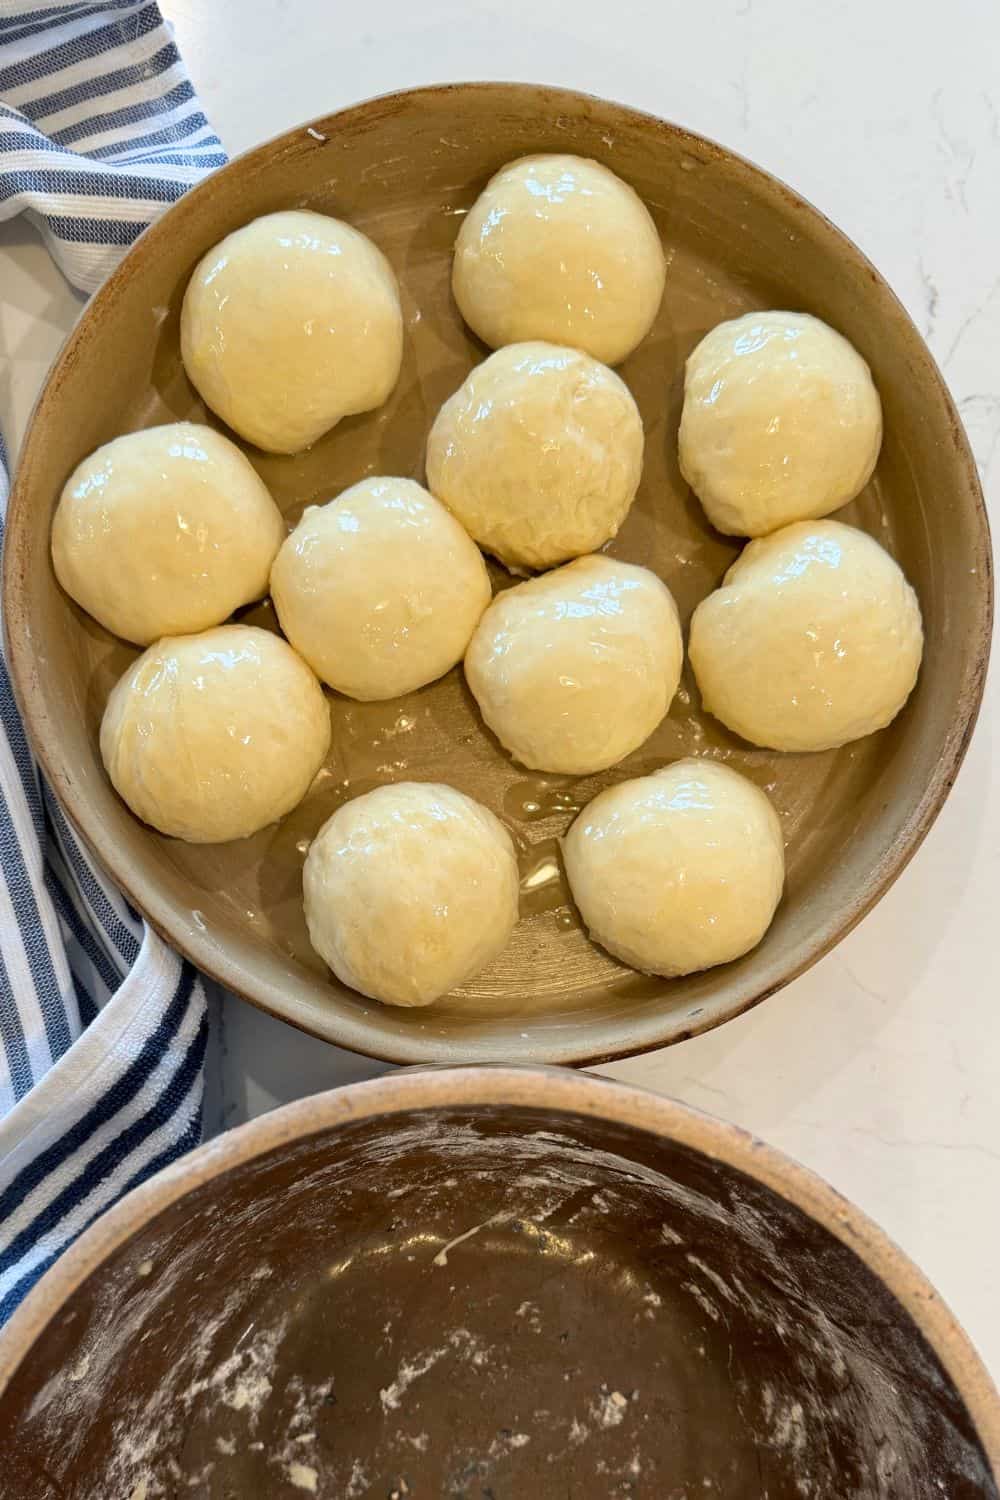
[52,156,922,1010]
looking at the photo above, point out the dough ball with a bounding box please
[101,625,330,843]
[51,423,285,647]
[453,154,665,365]
[271,477,491,701]
[303,782,520,1007]
[563,759,785,977]
[426,342,643,572]
[465,555,682,775]
[689,520,923,752]
[181,210,403,454]
[679,311,882,537]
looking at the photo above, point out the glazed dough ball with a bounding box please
[101,625,330,843]
[465,555,682,775]
[181,210,403,454]
[563,759,785,977]
[689,520,923,752]
[271,477,491,701]
[679,311,882,537]
[51,423,285,647]
[453,154,665,365]
[303,782,520,1007]
[426,343,643,573]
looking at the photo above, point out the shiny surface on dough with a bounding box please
[563,758,785,977]
[180,210,403,454]
[426,342,643,573]
[100,625,331,843]
[271,477,491,701]
[303,781,520,1007]
[453,153,666,365]
[690,520,923,751]
[10,80,986,1072]
[679,311,882,537]
[465,554,683,775]
[51,422,285,646]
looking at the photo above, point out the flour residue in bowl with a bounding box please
[11,1114,992,1499]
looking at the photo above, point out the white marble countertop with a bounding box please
[2,0,998,1382]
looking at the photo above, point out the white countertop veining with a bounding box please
[2,0,998,1380]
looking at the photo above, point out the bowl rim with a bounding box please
[3,80,994,1067]
[0,1064,998,1478]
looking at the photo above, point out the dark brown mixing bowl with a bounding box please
[0,1067,997,1496]
[4,84,992,1064]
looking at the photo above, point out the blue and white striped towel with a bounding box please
[0,1,226,1323]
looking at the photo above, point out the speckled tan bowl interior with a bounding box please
[1,1068,998,1497]
[4,83,992,1065]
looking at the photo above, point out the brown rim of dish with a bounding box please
[2,83,993,1068]
[0,1065,998,1476]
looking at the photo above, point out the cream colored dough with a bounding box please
[51,423,285,647]
[303,782,520,1008]
[426,342,644,573]
[689,520,923,752]
[464,555,682,775]
[271,477,491,701]
[679,311,883,537]
[453,154,666,365]
[181,210,403,454]
[101,625,330,843]
[563,758,785,977]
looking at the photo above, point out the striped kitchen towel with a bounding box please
[0,1,225,1322]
